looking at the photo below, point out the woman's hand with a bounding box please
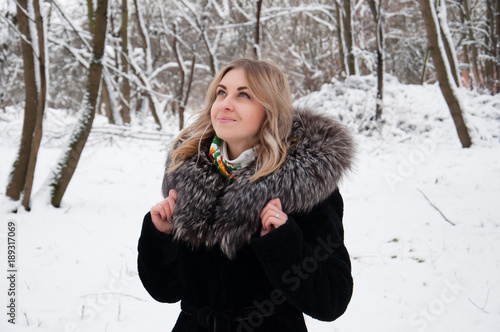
[150,189,177,234]
[260,198,287,237]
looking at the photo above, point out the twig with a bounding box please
[48,0,92,51]
[0,13,34,49]
[417,188,456,226]
[81,292,146,302]
[468,288,492,314]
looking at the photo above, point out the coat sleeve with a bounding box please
[137,212,182,303]
[250,189,352,321]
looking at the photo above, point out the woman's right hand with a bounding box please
[150,189,177,234]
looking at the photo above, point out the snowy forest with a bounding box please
[0,0,499,207]
[1,0,500,331]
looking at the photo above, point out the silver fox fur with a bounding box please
[162,108,356,259]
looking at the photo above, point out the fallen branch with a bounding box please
[81,292,146,302]
[468,288,492,314]
[417,188,456,226]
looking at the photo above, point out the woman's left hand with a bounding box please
[260,198,288,237]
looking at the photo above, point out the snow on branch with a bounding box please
[212,4,336,30]
[48,36,90,69]
[0,10,35,53]
[48,0,92,51]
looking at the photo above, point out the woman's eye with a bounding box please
[217,90,226,96]
[239,92,250,99]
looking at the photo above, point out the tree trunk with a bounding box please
[179,54,196,131]
[87,0,95,35]
[494,0,500,93]
[50,0,108,207]
[21,0,47,210]
[460,0,480,89]
[172,22,185,130]
[101,14,120,125]
[133,0,162,129]
[146,94,162,129]
[101,74,116,124]
[172,21,197,131]
[335,1,347,76]
[343,0,356,75]
[436,0,461,87]
[6,0,38,201]
[253,0,263,60]
[459,15,475,89]
[419,0,472,148]
[201,30,217,76]
[120,0,131,124]
[367,0,384,120]
[486,0,500,93]
[421,48,430,84]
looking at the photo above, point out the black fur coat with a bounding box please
[138,108,355,332]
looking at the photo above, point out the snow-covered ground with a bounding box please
[1,76,499,332]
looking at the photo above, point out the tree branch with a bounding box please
[0,12,34,48]
[48,0,92,51]
[417,188,456,226]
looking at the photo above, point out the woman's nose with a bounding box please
[219,94,234,111]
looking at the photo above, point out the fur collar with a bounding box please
[162,108,355,259]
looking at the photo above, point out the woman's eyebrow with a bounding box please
[216,84,249,91]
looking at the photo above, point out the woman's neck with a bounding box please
[225,141,255,160]
[222,141,256,167]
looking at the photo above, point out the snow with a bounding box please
[1,77,500,331]
[435,0,460,87]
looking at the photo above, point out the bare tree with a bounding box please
[131,0,162,129]
[87,0,95,35]
[99,8,120,125]
[21,0,48,210]
[338,0,356,76]
[119,0,131,123]
[0,9,20,110]
[458,0,481,89]
[486,0,500,93]
[100,74,115,124]
[6,0,46,208]
[367,0,385,120]
[419,0,472,148]
[172,21,196,130]
[335,0,348,76]
[101,68,121,125]
[49,0,109,207]
[2,0,496,153]
[254,0,263,60]
[436,0,460,87]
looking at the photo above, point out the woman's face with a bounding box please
[211,68,266,159]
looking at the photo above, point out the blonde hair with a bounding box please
[169,58,294,181]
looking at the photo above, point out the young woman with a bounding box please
[137,58,355,332]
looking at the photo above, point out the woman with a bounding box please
[137,58,355,332]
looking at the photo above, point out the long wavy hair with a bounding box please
[168,58,294,181]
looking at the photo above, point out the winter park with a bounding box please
[1,0,500,331]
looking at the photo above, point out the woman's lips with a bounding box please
[218,116,236,123]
